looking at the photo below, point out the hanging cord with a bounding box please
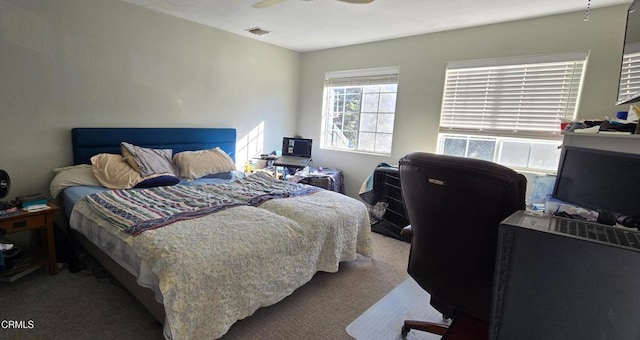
[584,0,591,21]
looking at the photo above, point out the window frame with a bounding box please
[618,43,640,103]
[437,133,563,173]
[320,67,400,155]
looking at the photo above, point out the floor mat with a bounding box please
[346,278,447,340]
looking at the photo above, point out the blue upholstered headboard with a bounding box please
[72,128,237,165]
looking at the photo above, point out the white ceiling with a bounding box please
[120,0,632,52]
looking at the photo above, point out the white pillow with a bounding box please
[173,148,236,180]
[49,164,102,198]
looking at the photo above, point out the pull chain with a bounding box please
[584,0,591,21]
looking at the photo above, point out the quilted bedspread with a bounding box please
[81,172,321,235]
[70,173,372,339]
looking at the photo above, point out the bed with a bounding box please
[54,128,372,339]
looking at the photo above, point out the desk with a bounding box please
[250,156,304,179]
[270,158,311,180]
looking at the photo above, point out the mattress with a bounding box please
[61,173,247,303]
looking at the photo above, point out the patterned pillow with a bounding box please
[121,142,176,177]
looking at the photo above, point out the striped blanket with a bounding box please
[81,172,321,235]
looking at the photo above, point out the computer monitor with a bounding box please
[282,137,312,158]
[552,146,640,224]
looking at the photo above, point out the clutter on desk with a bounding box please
[260,153,278,161]
[245,151,279,174]
[526,174,600,221]
[544,199,600,221]
[287,166,334,183]
[243,160,254,173]
[0,245,33,274]
[562,104,640,134]
[527,174,556,207]
[287,166,344,193]
[16,193,47,208]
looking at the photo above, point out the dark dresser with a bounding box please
[370,167,410,241]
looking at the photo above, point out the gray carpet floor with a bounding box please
[0,232,412,339]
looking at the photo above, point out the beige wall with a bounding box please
[0,0,301,199]
[0,1,631,202]
[298,5,631,198]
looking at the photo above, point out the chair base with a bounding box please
[402,313,488,340]
[402,320,448,337]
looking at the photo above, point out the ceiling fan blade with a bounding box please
[253,0,287,8]
[337,0,375,4]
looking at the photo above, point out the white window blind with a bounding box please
[440,53,587,139]
[618,43,640,103]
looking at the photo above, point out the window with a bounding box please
[438,134,562,172]
[438,53,588,172]
[321,67,399,155]
[618,43,640,103]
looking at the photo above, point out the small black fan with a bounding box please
[0,169,10,200]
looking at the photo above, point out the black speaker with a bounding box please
[0,170,11,210]
[0,169,9,200]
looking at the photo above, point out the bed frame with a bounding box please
[74,232,167,322]
[68,127,237,325]
[71,127,236,165]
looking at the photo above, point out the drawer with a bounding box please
[0,214,46,232]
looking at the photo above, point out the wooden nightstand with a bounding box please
[0,203,59,281]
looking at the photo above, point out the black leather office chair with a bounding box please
[398,152,526,339]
